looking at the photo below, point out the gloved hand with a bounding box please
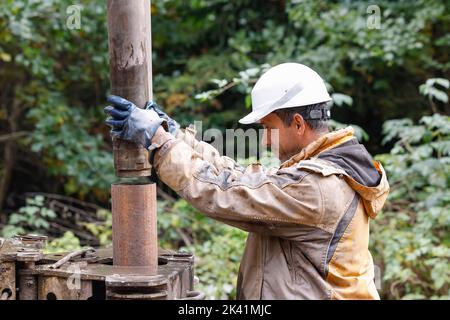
[145,101,180,136]
[104,95,167,150]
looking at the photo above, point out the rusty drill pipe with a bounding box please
[107,0,153,177]
[107,0,158,271]
[112,183,157,271]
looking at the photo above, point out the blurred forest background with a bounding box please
[0,0,449,299]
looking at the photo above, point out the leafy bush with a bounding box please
[372,113,450,299]
[187,227,246,300]
[158,199,246,299]
[1,195,56,238]
[0,0,113,203]
[27,99,115,199]
[44,231,81,254]
[81,209,112,247]
[158,199,219,249]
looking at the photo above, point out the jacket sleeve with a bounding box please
[153,129,325,236]
[174,125,246,172]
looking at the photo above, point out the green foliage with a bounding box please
[27,97,115,198]
[372,113,450,299]
[0,195,82,253]
[187,227,247,300]
[153,0,449,131]
[158,199,246,299]
[81,209,112,247]
[1,196,56,238]
[0,0,112,201]
[44,231,81,254]
[420,78,450,104]
[158,199,215,248]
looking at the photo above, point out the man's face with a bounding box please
[260,113,304,163]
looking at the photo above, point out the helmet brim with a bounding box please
[238,107,274,124]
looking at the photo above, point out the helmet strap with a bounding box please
[301,108,331,120]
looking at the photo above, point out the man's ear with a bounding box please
[292,113,305,134]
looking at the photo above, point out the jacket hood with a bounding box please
[318,138,381,187]
[317,136,390,219]
[282,127,389,219]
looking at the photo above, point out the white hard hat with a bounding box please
[239,63,332,124]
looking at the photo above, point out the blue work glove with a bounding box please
[104,95,166,150]
[145,101,180,136]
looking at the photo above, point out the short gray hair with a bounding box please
[273,102,330,132]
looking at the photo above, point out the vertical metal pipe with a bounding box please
[107,0,153,177]
[107,0,158,271]
[112,183,157,270]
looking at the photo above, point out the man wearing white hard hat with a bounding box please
[105,63,390,300]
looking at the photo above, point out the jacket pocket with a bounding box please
[280,239,303,284]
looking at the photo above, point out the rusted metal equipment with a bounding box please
[111,183,157,271]
[107,0,153,178]
[0,235,202,300]
[107,0,159,277]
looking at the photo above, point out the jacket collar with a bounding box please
[280,126,355,169]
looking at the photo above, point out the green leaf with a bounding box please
[331,93,353,107]
[8,213,26,225]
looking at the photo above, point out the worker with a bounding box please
[104,63,389,300]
